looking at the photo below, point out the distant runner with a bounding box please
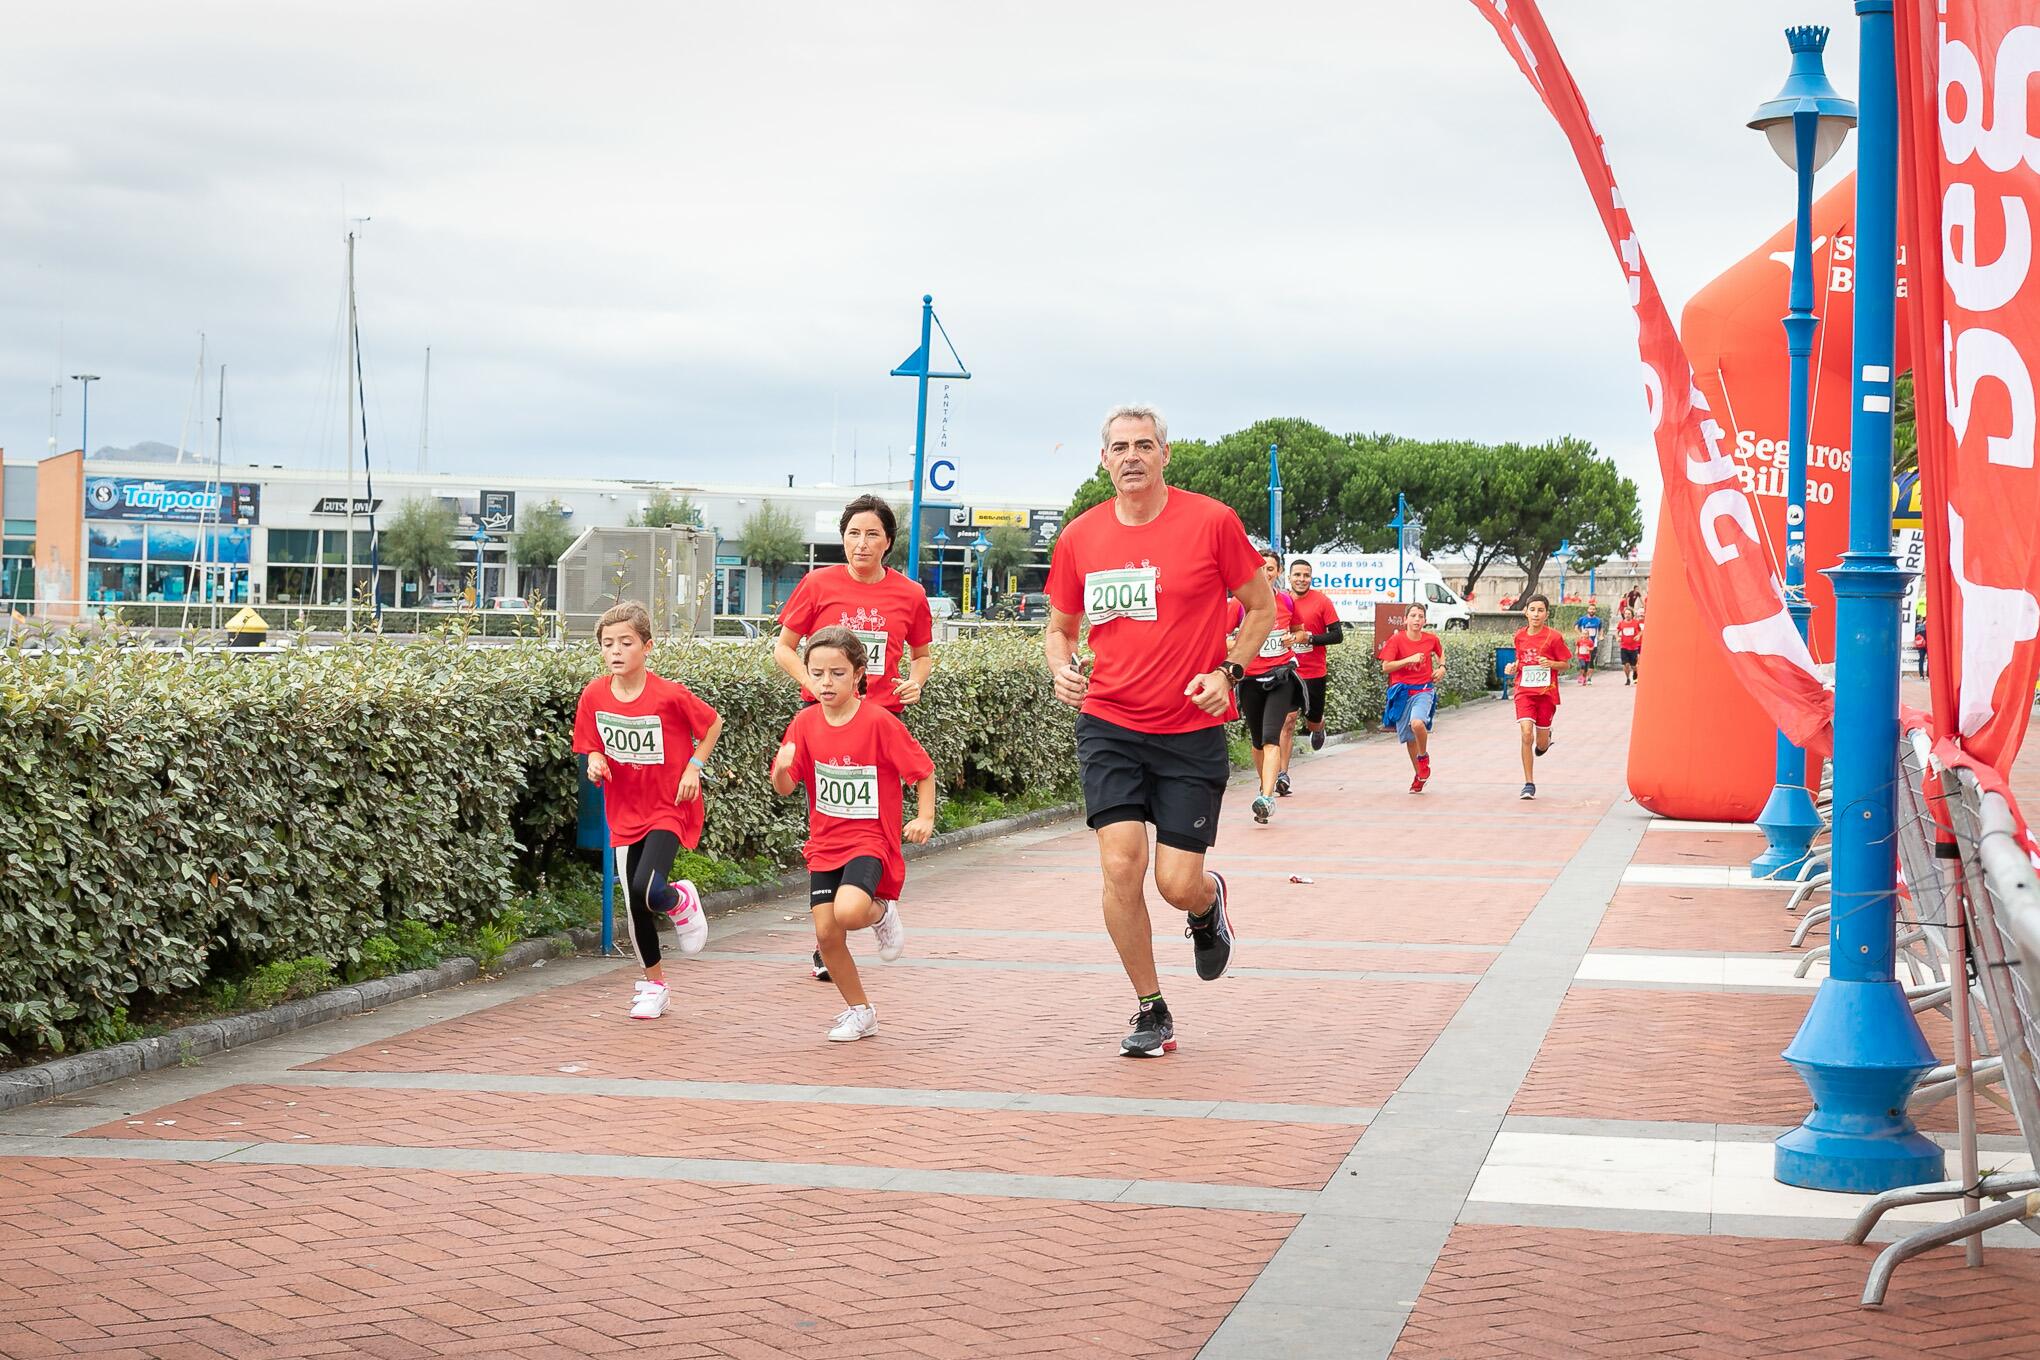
[1044,403,1273,1058]
[1230,550,1302,824]
[1615,603,1643,686]
[1279,557,1345,778]
[1504,594,1571,801]
[1377,602,1444,793]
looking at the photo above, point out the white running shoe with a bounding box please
[872,900,906,963]
[668,879,708,955]
[628,980,669,1020]
[827,1004,878,1041]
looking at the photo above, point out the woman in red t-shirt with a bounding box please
[572,601,724,1020]
[774,495,935,715]
[771,627,937,1043]
[1502,593,1573,800]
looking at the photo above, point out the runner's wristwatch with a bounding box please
[1220,661,1245,687]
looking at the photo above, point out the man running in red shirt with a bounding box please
[1615,603,1643,685]
[1277,557,1345,789]
[1045,404,1275,1058]
[1504,593,1572,800]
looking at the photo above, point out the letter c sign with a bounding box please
[929,459,957,493]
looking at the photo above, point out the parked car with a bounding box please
[491,596,531,612]
[927,595,959,620]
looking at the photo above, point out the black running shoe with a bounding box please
[1121,1001,1176,1057]
[811,949,830,982]
[1309,727,1325,751]
[1520,782,1537,800]
[1275,771,1293,797]
[1186,872,1235,981]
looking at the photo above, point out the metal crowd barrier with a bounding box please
[1846,747,2040,1306]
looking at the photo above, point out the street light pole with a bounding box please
[70,374,100,457]
[1267,443,1283,553]
[1389,493,1408,602]
[1750,24,1856,880]
[1774,0,1945,1194]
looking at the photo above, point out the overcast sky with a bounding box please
[1,2,1863,537]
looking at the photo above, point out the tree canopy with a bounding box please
[1061,420,1642,599]
[740,500,804,607]
[381,497,459,601]
[634,489,703,529]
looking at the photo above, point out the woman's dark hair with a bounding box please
[838,495,898,549]
[802,625,870,696]
[1260,548,1282,565]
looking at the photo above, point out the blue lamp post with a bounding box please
[1749,25,1857,882]
[470,522,491,607]
[1774,0,1945,1194]
[71,374,100,457]
[969,530,990,615]
[890,294,971,593]
[1555,538,1571,603]
[1268,443,1283,553]
[1389,494,1409,602]
[932,525,950,600]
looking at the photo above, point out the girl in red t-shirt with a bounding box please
[572,601,725,1020]
[771,627,937,1042]
[1615,605,1644,686]
[1503,594,1573,800]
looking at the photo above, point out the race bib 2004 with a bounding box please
[1085,567,1158,622]
[850,628,892,678]
[595,712,665,765]
[814,764,880,820]
[1258,630,1290,659]
[1519,665,1553,689]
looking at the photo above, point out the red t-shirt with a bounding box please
[1574,634,1597,660]
[1616,619,1644,650]
[1288,588,1342,680]
[1379,629,1444,686]
[1046,489,1265,734]
[1233,590,1296,677]
[777,565,934,713]
[572,672,719,848]
[780,699,935,900]
[1511,627,1572,698]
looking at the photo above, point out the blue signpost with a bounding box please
[1390,494,1409,602]
[1750,25,1856,881]
[1774,0,1944,1193]
[1267,442,1283,553]
[891,295,971,592]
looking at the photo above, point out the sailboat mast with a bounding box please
[344,230,358,629]
[212,366,226,628]
[419,347,431,473]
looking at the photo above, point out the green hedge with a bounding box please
[0,627,1494,1056]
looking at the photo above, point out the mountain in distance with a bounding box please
[87,441,185,462]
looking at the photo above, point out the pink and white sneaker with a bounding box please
[628,980,670,1019]
[667,879,707,955]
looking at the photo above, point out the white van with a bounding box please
[1295,553,1474,630]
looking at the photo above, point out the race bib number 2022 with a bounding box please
[1086,568,1158,623]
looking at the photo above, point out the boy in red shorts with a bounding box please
[1504,594,1570,800]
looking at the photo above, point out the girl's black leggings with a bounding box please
[617,830,681,967]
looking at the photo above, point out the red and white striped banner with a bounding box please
[1469,0,1834,756]
[1898,0,2040,773]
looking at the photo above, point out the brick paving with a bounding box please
[1393,1224,2040,1359]
[6,675,2037,1358]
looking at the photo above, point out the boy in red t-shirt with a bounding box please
[1615,605,1644,685]
[771,626,936,1042]
[1378,602,1446,792]
[1573,627,1597,685]
[573,601,724,1020]
[1503,594,1572,800]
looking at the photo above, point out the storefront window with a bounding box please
[88,522,143,561]
[320,529,376,564]
[210,527,253,565]
[266,566,314,602]
[89,563,142,602]
[147,565,196,602]
[268,528,317,564]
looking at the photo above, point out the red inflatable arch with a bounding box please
[1628,174,1913,820]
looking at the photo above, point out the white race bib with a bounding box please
[595,712,665,765]
[1519,664,1553,689]
[1085,567,1159,623]
[1258,630,1291,659]
[814,764,880,820]
[852,628,891,678]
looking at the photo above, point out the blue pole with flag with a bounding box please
[891,295,971,592]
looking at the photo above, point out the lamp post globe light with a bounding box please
[1774,0,1944,1194]
[70,374,100,457]
[971,530,990,615]
[1748,24,1856,881]
[932,525,950,600]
